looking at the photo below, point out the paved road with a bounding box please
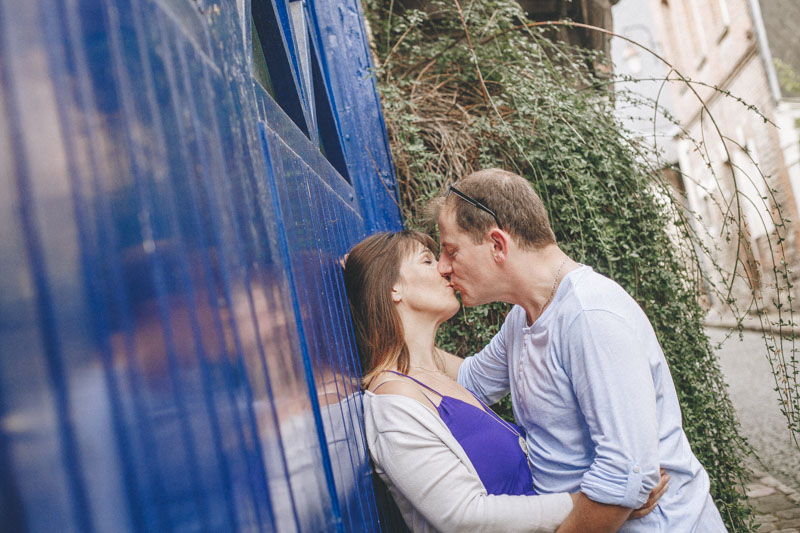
[708,327,800,492]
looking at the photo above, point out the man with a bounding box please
[433,168,726,532]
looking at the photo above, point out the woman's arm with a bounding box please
[366,393,573,533]
[555,493,631,533]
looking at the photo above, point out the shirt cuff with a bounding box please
[580,461,654,508]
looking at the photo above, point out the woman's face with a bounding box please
[393,242,460,320]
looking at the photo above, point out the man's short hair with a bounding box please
[429,168,556,249]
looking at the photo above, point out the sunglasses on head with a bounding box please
[447,185,503,230]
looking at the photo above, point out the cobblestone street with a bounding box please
[708,327,800,530]
[746,464,800,532]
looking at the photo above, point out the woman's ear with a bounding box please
[391,284,403,303]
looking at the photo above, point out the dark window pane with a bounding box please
[251,15,275,97]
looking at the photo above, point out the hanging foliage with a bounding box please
[363,0,762,529]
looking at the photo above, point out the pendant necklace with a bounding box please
[484,405,529,457]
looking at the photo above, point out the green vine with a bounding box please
[363,0,764,529]
[775,57,800,94]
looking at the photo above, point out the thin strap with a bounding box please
[373,370,440,409]
[383,370,443,396]
[371,380,394,394]
[465,388,487,408]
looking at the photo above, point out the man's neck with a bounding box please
[502,244,578,325]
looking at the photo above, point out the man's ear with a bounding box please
[488,228,509,263]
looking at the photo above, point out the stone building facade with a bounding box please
[647,0,800,311]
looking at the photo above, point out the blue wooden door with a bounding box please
[0,0,402,531]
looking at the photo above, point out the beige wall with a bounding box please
[650,0,800,310]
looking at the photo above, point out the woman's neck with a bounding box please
[398,310,442,371]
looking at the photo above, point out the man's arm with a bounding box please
[561,310,661,520]
[555,493,631,533]
[452,306,524,403]
[557,470,669,532]
[438,349,464,381]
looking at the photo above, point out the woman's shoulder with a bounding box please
[370,378,436,406]
[363,387,460,476]
[363,380,442,433]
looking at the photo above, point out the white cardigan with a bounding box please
[363,391,573,532]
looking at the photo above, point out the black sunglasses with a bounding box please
[447,185,503,230]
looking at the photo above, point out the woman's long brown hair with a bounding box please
[343,230,437,388]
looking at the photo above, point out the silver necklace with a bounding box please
[545,256,569,310]
[533,256,569,322]
[410,365,444,373]
[517,256,572,387]
[416,365,528,456]
[484,406,528,457]
[411,350,446,374]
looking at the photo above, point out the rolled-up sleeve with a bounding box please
[562,310,660,508]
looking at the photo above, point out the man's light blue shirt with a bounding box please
[458,266,725,532]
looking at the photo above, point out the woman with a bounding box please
[343,230,665,532]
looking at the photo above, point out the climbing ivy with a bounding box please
[364,0,756,529]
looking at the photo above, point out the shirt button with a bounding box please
[633,466,641,473]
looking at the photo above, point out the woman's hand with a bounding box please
[629,468,669,520]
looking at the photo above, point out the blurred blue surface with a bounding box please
[0,0,402,530]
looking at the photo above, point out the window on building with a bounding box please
[251,0,308,135]
[686,0,709,69]
[251,16,275,98]
[659,0,708,75]
[710,0,730,41]
[795,117,800,151]
[659,0,690,91]
[250,0,350,182]
[309,38,349,178]
[288,1,312,104]
[729,139,774,290]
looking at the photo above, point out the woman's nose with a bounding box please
[437,256,452,276]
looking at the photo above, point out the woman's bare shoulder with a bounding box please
[369,377,438,411]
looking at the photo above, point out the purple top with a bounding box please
[380,371,535,496]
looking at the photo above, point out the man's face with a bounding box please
[437,206,495,307]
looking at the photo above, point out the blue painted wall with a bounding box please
[0,0,402,531]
